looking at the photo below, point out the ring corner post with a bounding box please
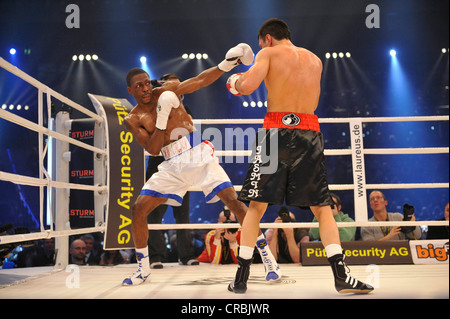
[349,119,369,223]
[53,111,71,270]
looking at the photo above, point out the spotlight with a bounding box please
[92,54,98,60]
[189,53,195,59]
[9,104,14,110]
[250,101,256,108]
[346,52,351,58]
[257,101,263,108]
[442,48,447,54]
[332,52,337,59]
[86,55,91,61]
[390,49,396,57]
[202,53,208,59]
[140,56,147,63]
[242,102,249,107]
[9,48,16,55]
[78,54,84,61]
[72,55,77,61]
[1,104,6,110]
[325,53,331,59]
[196,53,202,60]
[339,52,344,58]
[182,53,188,59]
[24,105,29,110]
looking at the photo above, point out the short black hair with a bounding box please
[330,193,341,206]
[160,73,183,82]
[258,18,291,41]
[126,68,148,87]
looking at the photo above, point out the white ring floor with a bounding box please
[0,263,447,299]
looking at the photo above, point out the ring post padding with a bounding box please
[349,119,368,223]
[88,94,145,250]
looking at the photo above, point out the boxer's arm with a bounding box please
[124,114,164,156]
[174,66,224,95]
[235,49,270,95]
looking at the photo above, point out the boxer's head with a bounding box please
[126,68,152,105]
[258,18,291,48]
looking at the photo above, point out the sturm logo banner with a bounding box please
[69,119,95,228]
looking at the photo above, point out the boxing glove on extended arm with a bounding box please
[218,43,254,72]
[156,90,180,130]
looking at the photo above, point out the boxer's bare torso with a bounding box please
[237,39,322,115]
[125,68,222,155]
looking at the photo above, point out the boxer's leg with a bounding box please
[311,205,374,294]
[122,195,166,286]
[218,188,281,281]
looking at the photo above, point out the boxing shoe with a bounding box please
[228,256,253,294]
[328,254,374,294]
[256,238,282,281]
[122,252,151,286]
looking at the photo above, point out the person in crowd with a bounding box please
[427,202,449,239]
[197,207,241,264]
[69,239,87,265]
[361,190,422,241]
[266,207,309,264]
[309,193,356,242]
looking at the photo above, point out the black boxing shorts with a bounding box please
[238,112,332,208]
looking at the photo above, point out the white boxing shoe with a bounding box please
[122,252,151,286]
[256,238,282,281]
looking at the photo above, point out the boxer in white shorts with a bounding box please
[140,134,233,207]
[121,43,281,286]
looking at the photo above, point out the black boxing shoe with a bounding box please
[328,254,374,294]
[228,256,253,294]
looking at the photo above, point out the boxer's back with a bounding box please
[265,46,322,115]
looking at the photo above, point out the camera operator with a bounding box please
[197,207,241,264]
[361,190,422,241]
[266,207,309,264]
[309,193,356,242]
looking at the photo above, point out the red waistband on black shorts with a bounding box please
[262,112,320,132]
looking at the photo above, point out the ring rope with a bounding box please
[1,219,449,246]
[146,147,448,158]
[0,108,106,156]
[0,57,103,123]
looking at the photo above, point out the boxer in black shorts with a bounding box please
[239,112,331,208]
[226,18,373,295]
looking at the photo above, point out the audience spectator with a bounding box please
[99,250,130,265]
[16,238,55,268]
[69,239,87,265]
[361,190,422,241]
[197,208,240,264]
[427,202,449,239]
[309,193,356,242]
[266,207,309,264]
[81,234,102,265]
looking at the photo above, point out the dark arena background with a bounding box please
[0,0,448,305]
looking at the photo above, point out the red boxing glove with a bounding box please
[226,73,242,96]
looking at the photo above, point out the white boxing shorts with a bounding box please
[140,138,233,206]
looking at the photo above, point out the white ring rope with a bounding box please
[0,57,448,249]
[0,57,103,122]
[0,108,106,156]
